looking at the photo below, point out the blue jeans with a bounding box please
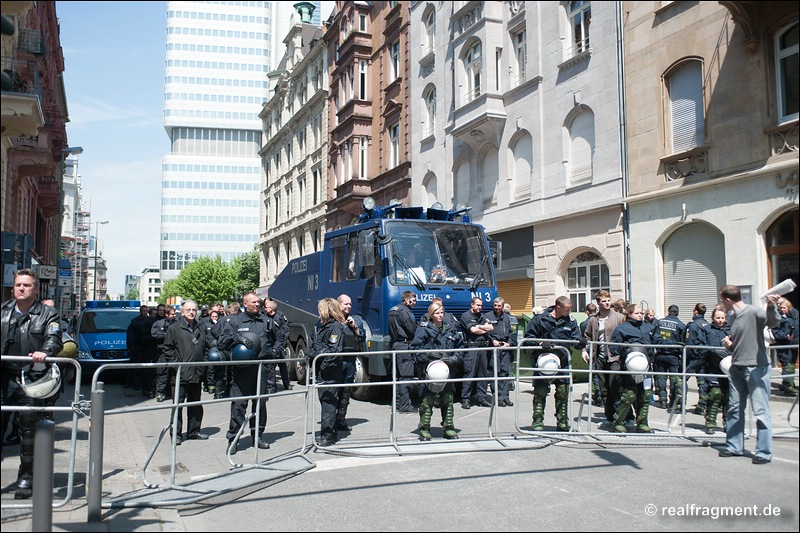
[725,364,772,460]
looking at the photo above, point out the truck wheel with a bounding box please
[351,355,379,401]
[293,339,308,385]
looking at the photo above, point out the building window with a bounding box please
[359,60,368,99]
[389,124,400,167]
[423,86,436,138]
[514,29,526,85]
[424,9,435,53]
[359,13,367,32]
[566,252,609,313]
[667,60,704,153]
[390,41,401,80]
[567,109,594,184]
[465,41,482,103]
[568,1,591,55]
[776,22,799,123]
[359,136,368,179]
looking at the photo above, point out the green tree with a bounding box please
[173,256,236,305]
[231,244,260,300]
[157,278,182,305]
[126,287,139,300]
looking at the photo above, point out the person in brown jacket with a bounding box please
[581,290,626,424]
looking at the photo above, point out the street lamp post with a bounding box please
[92,220,108,300]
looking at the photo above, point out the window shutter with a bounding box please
[663,223,726,324]
[499,279,533,315]
[670,62,704,153]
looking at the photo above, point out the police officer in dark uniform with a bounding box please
[337,294,365,431]
[263,298,291,393]
[388,290,418,413]
[1,269,63,499]
[459,297,494,409]
[218,292,276,453]
[652,304,686,411]
[524,296,580,430]
[685,303,711,413]
[484,297,516,407]
[152,305,178,402]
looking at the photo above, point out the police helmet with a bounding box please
[19,364,62,399]
[537,353,561,375]
[425,360,450,393]
[208,347,222,362]
[58,332,78,359]
[719,355,733,376]
[625,351,649,373]
[231,331,260,361]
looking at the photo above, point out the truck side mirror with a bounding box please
[489,240,502,271]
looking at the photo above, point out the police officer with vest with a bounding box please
[652,304,686,411]
[1,269,63,499]
[685,303,711,413]
[484,297,516,407]
[388,291,419,413]
[337,294,365,431]
[218,292,276,453]
[263,298,291,394]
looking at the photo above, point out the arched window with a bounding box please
[511,132,533,200]
[567,109,594,184]
[667,60,704,153]
[766,210,799,310]
[454,161,471,207]
[481,146,499,208]
[422,172,438,206]
[568,1,591,55]
[775,22,799,123]
[567,252,609,312]
[424,8,436,53]
[423,86,436,137]
[464,41,482,102]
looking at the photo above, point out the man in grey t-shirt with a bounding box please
[717,284,781,464]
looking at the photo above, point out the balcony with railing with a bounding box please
[1,56,44,136]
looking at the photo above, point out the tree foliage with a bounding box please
[126,287,139,300]
[231,244,260,300]
[169,256,236,305]
[157,278,182,305]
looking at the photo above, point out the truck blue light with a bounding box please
[267,199,498,400]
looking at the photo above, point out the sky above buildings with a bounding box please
[57,1,169,295]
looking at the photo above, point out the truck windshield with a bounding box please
[385,221,492,288]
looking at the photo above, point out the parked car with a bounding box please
[73,300,141,381]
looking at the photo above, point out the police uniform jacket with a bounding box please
[460,310,492,346]
[1,299,63,372]
[410,321,463,367]
[652,314,686,357]
[484,311,518,346]
[705,322,731,377]
[524,306,580,345]
[771,313,796,362]
[151,316,177,346]
[685,315,711,360]
[267,309,289,358]
[388,303,417,349]
[308,319,346,380]
[610,318,655,364]
[162,317,208,383]
[342,314,366,353]
[218,311,275,360]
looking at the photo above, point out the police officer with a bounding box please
[1,269,63,499]
[704,306,731,434]
[152,305,178,402]
[459,297,494,409]
[263,298,291,394]
[218,292,276,453]
[524,296,580,431]
[307,298,347,447]
[685,303,711,413]
[652,304,686,412]
[337,294,365,431]
[484,297,516,407]
[388,290,418,413]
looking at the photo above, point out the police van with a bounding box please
[74,300,141,379]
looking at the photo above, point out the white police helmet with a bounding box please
[719,355,733,376]
[625,351,649,373]
[19,364,62,399]
[537,353,561,376]
[426,360,450,393]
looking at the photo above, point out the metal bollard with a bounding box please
[32,418,55,532]
[87,382,105,522]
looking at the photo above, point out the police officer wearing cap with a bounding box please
[1,269,63,499]
[218,292,276,453]
[388,290,418,413]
